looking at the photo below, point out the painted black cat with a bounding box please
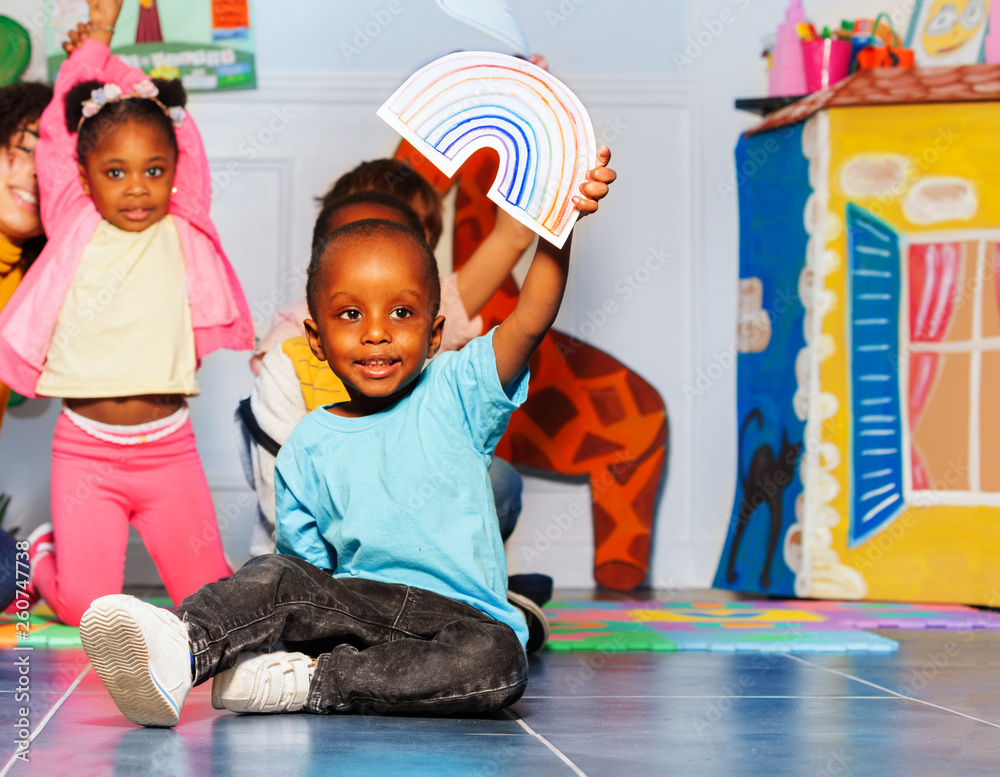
[726,409,802,589]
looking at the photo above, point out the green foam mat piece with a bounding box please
[22,623,82,647]
[542,602,901,653]
[1,597,173,648]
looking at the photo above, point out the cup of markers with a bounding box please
[797,23,851,92]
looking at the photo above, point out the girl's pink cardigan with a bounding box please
[0,40,254,398]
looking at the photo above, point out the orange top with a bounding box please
[0,236,23,314]
[0,237,23,433]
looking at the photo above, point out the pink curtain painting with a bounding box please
[136,0,164,45]
[908,243,961,489]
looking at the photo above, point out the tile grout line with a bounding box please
[504,709,590,777]
[0,665,91,776]
[783,653,1000,729]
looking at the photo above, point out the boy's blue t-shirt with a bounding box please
[274,329,530,648]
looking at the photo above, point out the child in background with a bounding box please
[80,149,615,728]
[0,0,253,625]
[0,81,52,434]
[0,81,53,611]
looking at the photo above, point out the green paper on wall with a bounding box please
[45,0,257,92]
[0,17,32,86]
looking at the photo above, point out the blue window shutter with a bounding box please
[846,204,906,548]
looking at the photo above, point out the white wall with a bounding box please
[0,0,918,589]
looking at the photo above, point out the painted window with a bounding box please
[906,235,1000,500]
[848,204,1000,533]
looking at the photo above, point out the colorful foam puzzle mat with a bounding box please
[0,605,82,647]
[3,599,998,652]
[543,600,1000,653]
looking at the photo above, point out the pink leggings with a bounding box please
[36,412,233,626]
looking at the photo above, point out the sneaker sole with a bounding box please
[80,596,180,727]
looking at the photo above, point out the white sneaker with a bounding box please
[17,522,54,608]
[24,522,54,563]
[80,594,193,727]
[211,650,315,714]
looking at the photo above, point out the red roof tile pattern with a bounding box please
[747,64,1000,136]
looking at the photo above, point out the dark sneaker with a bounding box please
[507,573,553,607]
[508,590,550,653]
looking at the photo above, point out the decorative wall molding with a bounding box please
[206,156,297,297]
[191,70,699,109]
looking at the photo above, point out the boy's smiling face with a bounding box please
[305,230,444,416]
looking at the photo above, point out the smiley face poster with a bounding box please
[906,0,989,66]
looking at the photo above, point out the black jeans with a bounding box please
[176,554,528,716]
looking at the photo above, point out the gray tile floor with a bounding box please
[2,592,1000,776]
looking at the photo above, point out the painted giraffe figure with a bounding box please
[396,144,668,590]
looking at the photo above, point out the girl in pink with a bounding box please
[0,1,253,625]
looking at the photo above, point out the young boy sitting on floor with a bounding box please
[79,148,615,727]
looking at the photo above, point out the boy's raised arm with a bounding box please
[492,146,616,388]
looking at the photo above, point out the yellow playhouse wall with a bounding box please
[821,103,1000,605]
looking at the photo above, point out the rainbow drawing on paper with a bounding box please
[377,51,597,249]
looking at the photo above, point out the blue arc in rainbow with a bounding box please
[378,52,597,248]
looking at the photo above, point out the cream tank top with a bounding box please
[36,216,199,397]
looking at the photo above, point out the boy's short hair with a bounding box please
[320,159,444,249]
[307,219,442,323]
[311,190,424,258]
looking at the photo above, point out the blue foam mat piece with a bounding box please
[666,630,899,653]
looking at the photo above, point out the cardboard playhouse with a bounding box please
[715,65,1000,605]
